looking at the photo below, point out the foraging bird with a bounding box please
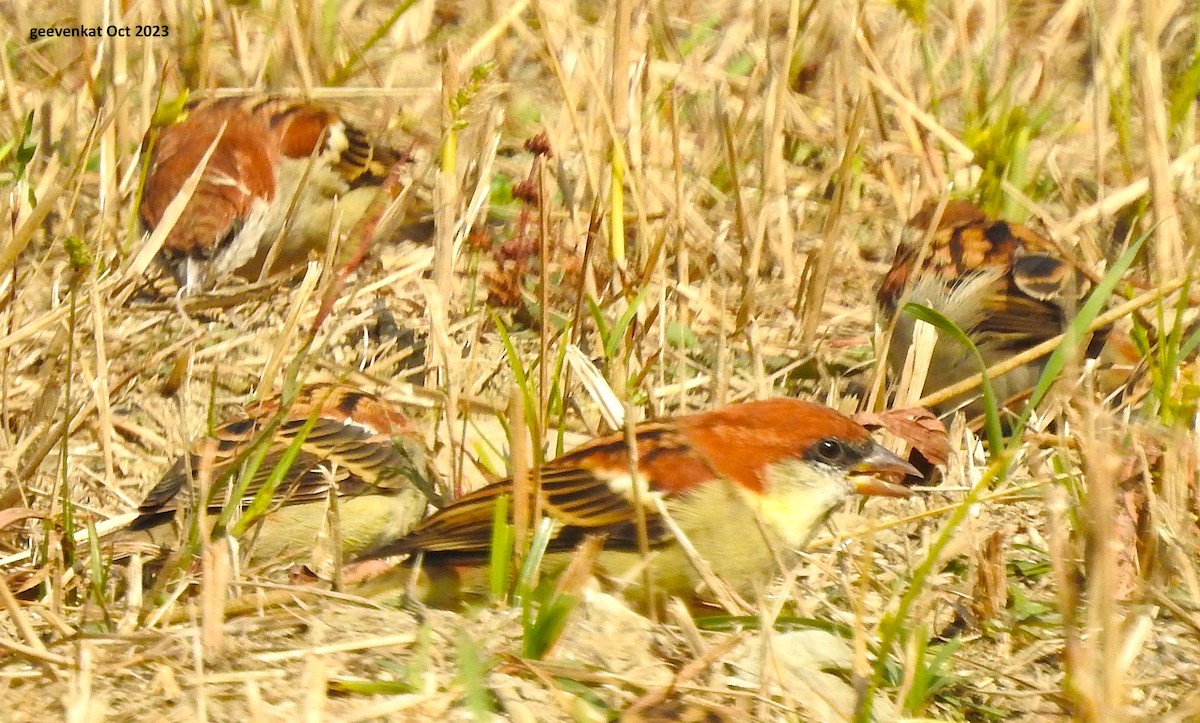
[130,384,437,565]
[139,97,407,290]
[357,398,917,607]
[876,199,1096,416]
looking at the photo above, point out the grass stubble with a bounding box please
[1,0,1199,720]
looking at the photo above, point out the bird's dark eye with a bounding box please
[813,439,847,464]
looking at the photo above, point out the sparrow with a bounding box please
[139,96,407,291]
[357,398,917,608]
[876,199,1095,416]
[129,383,437,565]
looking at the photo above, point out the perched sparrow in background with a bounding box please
[129,384,437,565]
[876,199,1096,416]
[358,398,917,608]
[139,97,408,290]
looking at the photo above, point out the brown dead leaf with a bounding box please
[854,407,950,467]
[555,534,605,600]
[0,507,44,534]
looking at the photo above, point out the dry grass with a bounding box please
[2,0,1200,720]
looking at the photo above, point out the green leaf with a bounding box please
[1015,227,1149,434]
[513,516,555,609]
[604,286,652,360]
[488,494,513,602]
[585,297,611,354]
[902,302,1004,450]
[666,321,699,349]
[522,589,578,659]
[1179,314,1200,361]
[327,678,418,696]
[859,458,1008,722]
[1169,50,1200,129]
[893,0,927,25]
[491,312,540,449]
[454,632,495,716]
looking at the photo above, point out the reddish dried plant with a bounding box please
[482,132,580,320]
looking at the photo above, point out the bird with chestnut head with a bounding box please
[140,97,409,292]
[357,398,917,609]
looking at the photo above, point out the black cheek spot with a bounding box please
[225,419,256,436]
[337,392,365,415]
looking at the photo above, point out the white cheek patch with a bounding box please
[750,459,853,548]
[594,468,663,508]
[322,122,351,160]
[211,198,273,279]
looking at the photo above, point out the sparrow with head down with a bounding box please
[357,398,917,609]
[139,97,410,291]
[129,383,437,566]
[875,199,1100,417]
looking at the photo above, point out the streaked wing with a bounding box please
[1010,253,1070,301]
[134,415,265,518]
[539,465,672,547]
[883,199,1074,353]
[367,424,709,561]
[335,122,407,186]
[133,414,413,528]
[375,469,670,563]
[880,199,1062,315]
[977,272,1068,351]
[250,98,406,186]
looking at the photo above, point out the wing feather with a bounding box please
[362,428,699,561]
[133,388,430,530]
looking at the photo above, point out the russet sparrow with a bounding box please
[130,383,436,564]
[358,398,917,607]
[876,199,1096,416]
[139,97,406,291]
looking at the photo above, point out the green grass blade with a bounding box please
[229,413,319,538]
[902,302,1004,450]
[491,311,540,443]
[858,457,1007,722]
[488,494,513,602]
[1015,228,1149,435]
[604,286,652,360]
[513,516,555,609]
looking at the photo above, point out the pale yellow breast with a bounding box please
[244,488,430,562]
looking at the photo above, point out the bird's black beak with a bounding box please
[851,442,920,498]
